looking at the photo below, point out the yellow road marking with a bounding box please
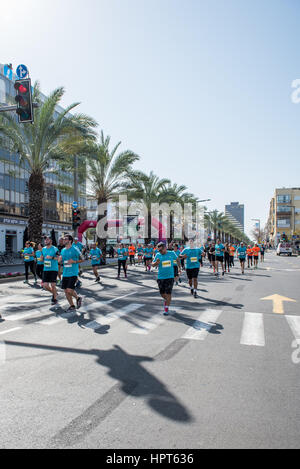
[261,294,296,314]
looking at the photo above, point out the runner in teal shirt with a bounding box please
[90,244,102,283]
[152,243,180,316]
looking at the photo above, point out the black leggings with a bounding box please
[229,256,234,267]
[224,253,230,270]
[118,260,127,276]
[36,264,44,280]
[25,261,36,281]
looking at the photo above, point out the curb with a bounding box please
[0,261,118,284]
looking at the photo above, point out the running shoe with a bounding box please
[66,305,76,312]
[194,291,198,299]
[76,297,82,309]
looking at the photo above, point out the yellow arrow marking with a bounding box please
[261,294,296,314]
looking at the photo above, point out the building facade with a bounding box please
[225,202,244,232]
[0,63,86,253]
[267,188,300,246]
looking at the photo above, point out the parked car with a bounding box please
[277,242,293,256]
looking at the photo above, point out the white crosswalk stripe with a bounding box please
[286,315,300,340]
[83,303,144,331]
[181,309,222,340]
[240,312,265,347]
[129,309,179,335]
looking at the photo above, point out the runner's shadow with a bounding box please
[171,311,224,335]
[5,341,193,424]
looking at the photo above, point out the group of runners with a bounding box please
[20,236,267,317]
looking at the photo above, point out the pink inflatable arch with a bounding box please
[77,218,166,242]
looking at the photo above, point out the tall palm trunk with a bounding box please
[97,197,108,256]
[28,172,44,245]
[146,209,152,244]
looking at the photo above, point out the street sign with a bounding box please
[72,201,78,209]
[4,65,13,80]
[16,65,28,79]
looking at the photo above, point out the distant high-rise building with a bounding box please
[225,202,244,232]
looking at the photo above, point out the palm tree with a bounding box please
[159,183,196,241]
[0,83,97,244]
[86,131,140,251]
[205,210,227,241]
[125,171,171,243]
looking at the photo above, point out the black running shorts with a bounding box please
[173,265,179,277]
[157,278,174,295]
[62,276,77,290]
[216,256,224,263]
[186,268,200,280]
[43,270,58,284]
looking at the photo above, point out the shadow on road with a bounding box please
[5,341,193,427]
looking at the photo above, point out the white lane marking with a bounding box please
[0,298,50,312]
[38,310,78,326]
[240,312,265,347]
[104,292,138,305]
[80,291,138,315]
[129,309,179,335]
[84,303,144,330]
[0,327,22,336]
[0,341,5,365]
[5,309,44,321]
[182,309,223,340]
[286,315,300,340]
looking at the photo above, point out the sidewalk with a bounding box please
[0,258,118,283]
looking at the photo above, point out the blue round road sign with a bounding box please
[16,64,28,79]
[72,201,78,209]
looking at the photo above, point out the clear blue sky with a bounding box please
[2,0,300,237]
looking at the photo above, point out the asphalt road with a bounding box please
[0,251,300,449]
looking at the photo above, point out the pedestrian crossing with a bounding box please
[240,312,265,347]
[1,298,300,351]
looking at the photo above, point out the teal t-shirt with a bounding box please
[117,248,128,261]
[181,247,201,269]
[23,247,34,262]
[144,248,153,259]
[215,244,225,256]
[154,251,177,279]
[173,250,180,266]
[42,246,59,272]
[237,246,247,259]
[61,246,80,277]
[74,242,83,252]
[35,250,44,265]
[90,248,102,265]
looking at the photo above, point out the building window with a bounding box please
[277,195,291,204]
[277,219,290,227]
[277,206,291,213]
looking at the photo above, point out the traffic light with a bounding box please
[14,78,33,123]
[72,209,81,230]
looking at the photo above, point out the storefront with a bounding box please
[0,217,72,253]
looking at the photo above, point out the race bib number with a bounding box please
[162,261,171,268]
[173,260,177,265]
[64,261,72,268]
[92,256,98,260]
[190,257,198,263]
[44,261,51,268]
[24,256,30,261]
